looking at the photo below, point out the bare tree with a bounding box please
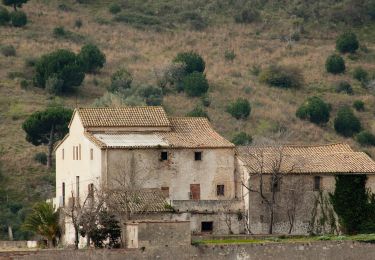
[285,178,304,234]
[241,144,299,234]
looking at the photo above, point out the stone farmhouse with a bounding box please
[54,106,375,246]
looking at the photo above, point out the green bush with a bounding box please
[173,51,205,74]
[231,132,253,145]
[226,98,251,119]
[352,67,369,83]
[20,79,29,89]
[108,68,132,93]
[296,96,330,125]
[356,131,375,146]
[34,152,47,165]
[183,72,209,97]
[224,49,236,61]
[186,106,209,118]
[0,45,16,57]
[78,43,106,73]
[137,85,163,106]
[179,11,207,31]
[334,106,361,137]
[24,56,37,67]
[45,76,63,95]
[0,6,10,25]
[335,81,353,95]
[336,32,359,54]
[259,65,303,88]
[200,94,210,107]
[34,49,85,93]
[10,11,27,27]
[234,9,260,24]
[109,3,121,14]
[53,26,67,37]
[326,54,345,74]
[353,100,365,111]
[74,18,83,28]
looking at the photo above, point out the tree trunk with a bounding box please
[13,4,17,11]
[74,226,79,249]
[47,125,55,170]
[268,205,274,234]
[8,225,13,241]
[86,235,90,248]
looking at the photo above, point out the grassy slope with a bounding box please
[0,0,374,237]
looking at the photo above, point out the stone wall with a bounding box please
[5,241,375,260]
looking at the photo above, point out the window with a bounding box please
[201,221,213,232]
[161,187,169,197]
[314,176,321,191]
[260,215,264,223]
[190,184,200,200]
[271,178,280,192]
[76,176,80,198]
[90,148,93,160]
[217,185,225,196]
[62,149,64,160]
[88,183,94,197]
[194,151,202,161]
[160,151,168,161]
[62,182,65,206]
[73,146,75,160]
[79,144,81,160]
[76,146,79,161]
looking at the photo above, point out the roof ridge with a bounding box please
[77,106,164,109]
[236,143,350,149]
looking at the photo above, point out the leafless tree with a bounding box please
[285,178,304,234]
[241,143,300,234]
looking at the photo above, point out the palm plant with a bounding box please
[23,202,60,247]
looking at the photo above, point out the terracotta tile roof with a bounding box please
[76,107,170,128]
[236,144,375,174]
[85,117,234,149]
[108,188,172,213]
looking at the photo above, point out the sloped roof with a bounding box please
[85,117,234,149]
[236,143,375,174]
[76,107,170,128]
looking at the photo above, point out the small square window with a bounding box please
[217,185,225,196]
[194,152,202,161]
[160,151,168,161]
[201,221,213,232]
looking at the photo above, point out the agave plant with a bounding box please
[23,202,60,247]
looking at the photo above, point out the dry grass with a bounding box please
[0,1,374,202]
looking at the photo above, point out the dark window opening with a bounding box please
[195,152,202,161]
[76,176,80,198]
[201,221,213,232]
[190,184,200,200]
[160,151,168,161]
[62,182,65,207]
[271,179,280,192]
[314,176,321,191]
[217,185,225,196]
[260,215,264,223]
[88,183,94,197]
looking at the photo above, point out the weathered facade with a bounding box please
[236,144,375,235]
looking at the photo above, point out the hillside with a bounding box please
[0,0,374,239]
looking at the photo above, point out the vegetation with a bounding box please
[173,52,205,74]
[186,106,209,118]
[336,32,359,54]
[226,98,251,120]
[34,49,85,93]
[234,9,260,24]
[296,96,330,125]
[10,10,26,27]
[22,106,73,169]
[108,3,121,14]
[109,68,133,93]
[2,0,28,11]
[353,100,365,111]
[23,202,60,247]
[183,72,209,97]
[137,85,163,106]
[78,43,106,73]
[352,66,369,84]
[33,152,47,165]
[0,44,16,57]
[0,6,10,25]
[356,131,375,146]
[326,54,346,74]
[335,81,353,95]
[331,175,375,234]
[334,106,361,137]
[231,132,252,145]
[88,210,121,248]
[259,65,303,88]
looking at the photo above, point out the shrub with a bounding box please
[201,94,210,107]
[137,85,163,106]
[352,67,369,83]
[353,100,365,111]
[336,32,359,54]
[226,98,251,119]
[34,152,47,165]
[356,131,375,146]
[186,106,209,118]
[53,26,67,37]
[334,106,361,137]
[326,54,345,74]
[173,52,205,74]
[234,9,260,24]
[78,43,106,73]
[109,3,121,14]
[224,49,236,61]
[296,96,330,125]
[183,72,209,97]
[0,45,16,57]
[34,49,85,93]
[108,68,132,93]
[157,62,187,91]
[20,79,29,89]
[259,65,303,88]
[335,81,353,94]
[45,76,63,95]
[231,132,253,145]
[179,11,207,31]
[24,56,37,67]
[74,18,83,28]
[10,11,27,27]
[0,6,10,25]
